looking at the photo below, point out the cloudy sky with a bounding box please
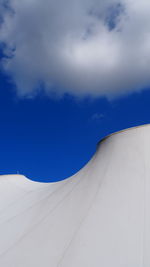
[0,0,150,181]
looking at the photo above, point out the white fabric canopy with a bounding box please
[0,125,150,266]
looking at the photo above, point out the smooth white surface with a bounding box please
[0,125,150,266]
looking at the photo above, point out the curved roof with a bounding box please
[0,124,150,266]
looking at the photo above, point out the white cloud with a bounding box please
[0,0,150,98]
[91,113,104,120]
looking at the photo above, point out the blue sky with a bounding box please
[1,0,150,182]
[0,68,150,182]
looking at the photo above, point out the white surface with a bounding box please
[0,125,150,266]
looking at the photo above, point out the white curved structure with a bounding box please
[0,125,150,266]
